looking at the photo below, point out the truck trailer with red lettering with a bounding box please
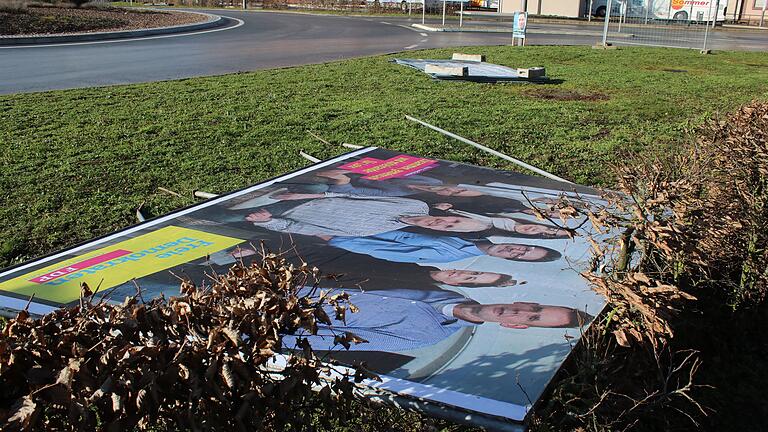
[591,0,726,22]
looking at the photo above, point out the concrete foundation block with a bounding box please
[425,64,469,76]
[451,53,486,62]
[517,67,546,79]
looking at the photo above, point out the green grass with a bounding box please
[1,45,767,267]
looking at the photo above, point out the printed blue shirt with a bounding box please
[328,230,483,264]
[282,290,472,353]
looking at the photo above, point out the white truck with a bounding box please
[590,0,727,22]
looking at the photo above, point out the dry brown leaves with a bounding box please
[0,252,366,431]
[581,100,768,350]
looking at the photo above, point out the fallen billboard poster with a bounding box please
[0,148,609,430]
[393,58,548,83]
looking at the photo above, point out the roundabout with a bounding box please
[0,10,460,94]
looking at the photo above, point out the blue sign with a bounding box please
[513,11,528,39]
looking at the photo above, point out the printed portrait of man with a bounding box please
[283,288,594,354]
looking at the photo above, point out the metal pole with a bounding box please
[601,0,613,46]
[689,2,693,24]
[588,0,593,21]
[618,0,624,32]
[300,151,321,163]
[422,0,425,24]
[511,17,516,46]
[194,191,219,199]
[409,0,412,15]
[644,0,649,24]
[459,0,463,27]
[702,0,713,51]
[242,0,246,9]
[760,0,767,28]
[404,115,573,184]
[442,0,446,26]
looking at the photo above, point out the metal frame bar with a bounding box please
[405,115,573,184]
[194,191,219,199]
[300,151,321,163]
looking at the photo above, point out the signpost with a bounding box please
[601,0,613,47]
[512,11,527,45]
[442,0,447,27]
[702,0,712,52]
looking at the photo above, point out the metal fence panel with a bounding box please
[600,0,725,51]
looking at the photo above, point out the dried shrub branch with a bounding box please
[0,252,368,431]
[536,101,768,431]
[532,326,708,432]
[582,101,768,348]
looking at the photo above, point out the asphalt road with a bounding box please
[0,10,765,95]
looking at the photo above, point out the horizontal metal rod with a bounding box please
[405,115,573,184]
[300,151,321,163]
[157,186,183,198]
[308,130,331,146]
[193,190,219,199]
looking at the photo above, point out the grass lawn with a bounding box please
[1,45,768,268]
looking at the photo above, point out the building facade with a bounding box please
[499,0,587,17]
[726,0,767,24]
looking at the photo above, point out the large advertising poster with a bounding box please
[513,11,527,39]
[0,148,607,425]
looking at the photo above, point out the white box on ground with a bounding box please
[451,53,486,62]
[425,64,469,77]
[517,67,546,79]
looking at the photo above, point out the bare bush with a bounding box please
[532,325,708,432]
[0,251,368,431]
[533,101,768,431]
[0,0,28,12]
[571,101,768,349]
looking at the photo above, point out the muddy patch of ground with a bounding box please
[526,88,610,102]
